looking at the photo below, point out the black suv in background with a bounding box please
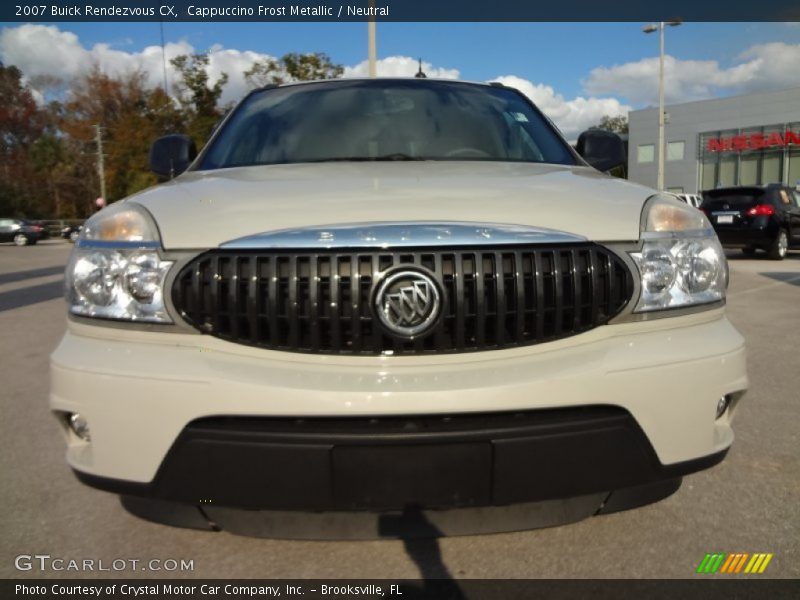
[702,184,800,260]
[0,218,43,246]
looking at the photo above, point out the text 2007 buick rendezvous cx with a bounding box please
[50,79,747,534]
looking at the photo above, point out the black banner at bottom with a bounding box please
[4,579,800,600]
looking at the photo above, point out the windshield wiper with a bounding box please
[307,154,425,162]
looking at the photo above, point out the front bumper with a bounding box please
[51,309,747,510]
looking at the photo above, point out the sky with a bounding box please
[1,21,799,138]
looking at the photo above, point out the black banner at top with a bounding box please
[2,0,800,22]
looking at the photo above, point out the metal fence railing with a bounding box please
[35,219,84,237]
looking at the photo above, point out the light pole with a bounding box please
[368,0,377,77]
[643,20,681,191]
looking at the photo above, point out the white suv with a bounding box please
[51,79,747,531]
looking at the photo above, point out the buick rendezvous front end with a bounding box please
[50,79,747,532]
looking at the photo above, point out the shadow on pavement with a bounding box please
[0,279,64,313]
[378,506,466,599]
[758,272,800,287]
[0,265,64,285]
[726,251,800,261]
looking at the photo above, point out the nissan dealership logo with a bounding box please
[374,270,441,338]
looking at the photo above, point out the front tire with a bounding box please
[13,233,29,246]
[767,230,788,260]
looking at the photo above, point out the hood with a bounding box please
[127,162,655,250]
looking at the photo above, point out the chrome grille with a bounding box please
[171,244,633,355]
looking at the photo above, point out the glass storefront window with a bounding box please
[698,123,799,189]
[701,158,716,191]
[787,149,800,188]
[719,156,737,187]
[762,151,782,184]
[740,154,759,185]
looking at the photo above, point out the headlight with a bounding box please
[66,203,173,323]
[630,195,727,312]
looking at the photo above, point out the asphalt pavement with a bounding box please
[1,239,797,579]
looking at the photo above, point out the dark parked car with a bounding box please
[0,218,43,246]
[29,220,51,240]
[701,184,800,260]
[61,224,83,242]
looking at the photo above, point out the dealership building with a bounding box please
[627,87,800,194]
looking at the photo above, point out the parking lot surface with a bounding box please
[1,240,798,579]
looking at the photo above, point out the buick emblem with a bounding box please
[374,270,441,338]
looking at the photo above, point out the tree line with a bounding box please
[1,50,628,220]
[0,52,343,219]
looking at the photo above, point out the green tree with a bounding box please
[61,68,187,209]
[244,52,343,88]
[0,63,47,216]
[594,114,629,135]
[171,53,228,145]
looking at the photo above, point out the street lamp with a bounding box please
[643,20,681,191]
[368,0,377,77]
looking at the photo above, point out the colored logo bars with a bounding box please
[697,553,773,574]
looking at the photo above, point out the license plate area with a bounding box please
[716,214,734,224]
[332,443,492,509]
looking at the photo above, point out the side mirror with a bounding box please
[149,135,197,179]
[576,129,627,176]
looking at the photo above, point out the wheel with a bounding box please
[767,229,788,260]
[13,233,29,246]
[741,247,757,256]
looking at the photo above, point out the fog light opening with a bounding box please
[68,413,91,441]
[716,395,731,420]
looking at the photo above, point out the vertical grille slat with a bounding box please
[210,254,221,333]
[246,255,259,345]
[552,250,563,338]
[474,252,485,348]
[267,256,278,346]
[350,253,362,353]
[494,252,506,347]
[533,250,545,341]
[589,248,600,324]
[330,255,341,351]
[309,255,320,352]
[571,249,581,331]
[604,252,614,319]
[454,253,466,350]
[228,255,240,340]
[432,252,446,349]
[369,254,381,352]
[514,250,525,343]
[173,244,633,356]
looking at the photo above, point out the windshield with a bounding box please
[198,80,577,169]
[702,188,766,210]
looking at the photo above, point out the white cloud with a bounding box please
[343,56,459,79]
[3,24,799,131]
[0,25,627,139]
[584,42,800,105]
[0,24,271,104]
[492,75,631,139]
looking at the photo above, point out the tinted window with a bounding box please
[199,80,576,169]
[702,188,765,210]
